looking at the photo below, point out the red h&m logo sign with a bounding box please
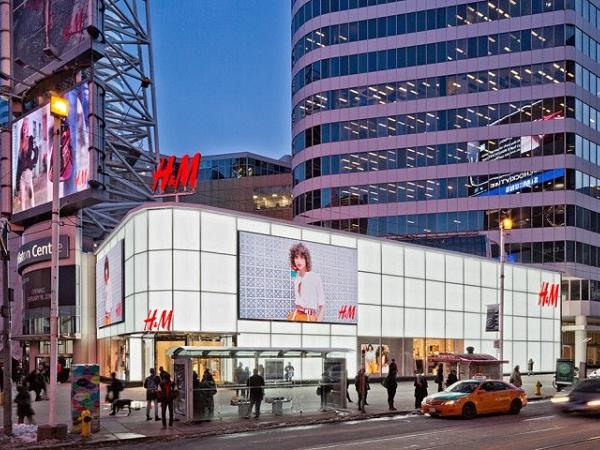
[151,153,201,194]
[144,309,173,331]
[538,282,560,307]
[338,304,356,320]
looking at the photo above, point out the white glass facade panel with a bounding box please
[134,211,148,254]
[381,306,403,337]
[445,283,463,311]
[426,252,445,281]
[200,252,236,293]
[173,291,201,331]
[382,275,403,307]
[426,280,445,310]
[404,248,424,279]
[404,308,425,337]
[133,252,148,293]
[173,251,200,291]
[174,209,200,250]
[358,240,381,273]
[200,292,236,332]
[148,209,172,250]
[148,250,172,291]
[445,311,464,339]
[464,258,481,286]
[445,255,463,284]
[464,286,481,313]
[201,212,237,254]
[381,244,403,276]
[405,278,425,308]
[358,272,381,305]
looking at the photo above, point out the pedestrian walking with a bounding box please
[446,369,458,387]
[144,368,161,421]
[384,370,398,411]
[345,370,353,403]
[284,361,295,382]
[158,373,178,429]
[510,365,523,388]
[246,368,265,419]
[318,372,332,411]
[108,372,124,415]
[414,371,428,410]
[159,366,169,381]
[26,368,43,401]
[355,368,369,412]
[528,358,534,376]
[14,385,35,424]
[435,363,444,392]
[200,369,217,420]
[389,358,398,376]
[234,362,245,396]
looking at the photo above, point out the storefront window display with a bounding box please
[360,344,390,375]
[413,338,464,374]
[98,337,128,379]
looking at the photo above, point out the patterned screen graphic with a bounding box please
[239,231,357,324]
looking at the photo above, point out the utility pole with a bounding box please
[1,220,12,436]
[0,0,12,436]
[498,217,512,374]
[48,95,68,428]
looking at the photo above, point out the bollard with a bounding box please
[535,380,542,396]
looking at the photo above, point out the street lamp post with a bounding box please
[48,95,68,429]
[499,217,512,374]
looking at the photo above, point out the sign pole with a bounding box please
[48,117,62,428]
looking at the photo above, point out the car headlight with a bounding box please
[443,400,456,406]
[551,396,569,403]
[587,400,600,407]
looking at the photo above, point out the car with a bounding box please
[551,378,600,414]
[421,379,528,419]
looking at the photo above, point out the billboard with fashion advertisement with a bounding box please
[96,240,124,328]
[13,0,92,84]
[238,231,358,324]
[11,83,90,215]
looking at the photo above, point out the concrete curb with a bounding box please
[3,408,419,450]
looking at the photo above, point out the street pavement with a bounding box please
[110,400,600,450]
[0,373,558,448]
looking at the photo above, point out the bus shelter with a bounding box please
[167,346,350,423]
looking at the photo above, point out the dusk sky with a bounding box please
[151,0,291,160]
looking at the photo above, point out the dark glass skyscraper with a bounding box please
[291,0,600,365]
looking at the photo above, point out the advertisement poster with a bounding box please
[21,266,76,309]
[360,344,390,375]
[71,364,100,433]
[238,231,358,324]
[486,304,500,332]
[12,83,90,215]
[13,0,91,81]
[96,240,124,328]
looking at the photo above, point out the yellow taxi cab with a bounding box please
[421,377,527,419]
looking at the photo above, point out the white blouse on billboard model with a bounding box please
[288,242,326,322]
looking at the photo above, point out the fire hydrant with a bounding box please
[78,409,92,438]
[535,380,543,396]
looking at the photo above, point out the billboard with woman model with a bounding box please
[11,83,90,215]
[238,231,358,324]
[96,240,124,328]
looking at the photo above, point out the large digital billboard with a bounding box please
[12,83,90,215]
[96,240,124,328]
[468,169,565,197]
[13,0,92,83]
[239,232,358,324]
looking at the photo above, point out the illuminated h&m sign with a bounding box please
[538,282,560,308]
[151,153,201,195]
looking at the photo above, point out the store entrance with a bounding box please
[155,339,185,375]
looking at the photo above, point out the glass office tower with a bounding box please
[290,0,600,365]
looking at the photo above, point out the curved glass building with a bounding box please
[291,0,600,365]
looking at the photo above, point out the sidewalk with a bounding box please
[0,373,554,449]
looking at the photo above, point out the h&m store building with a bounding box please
[95,203,561,382]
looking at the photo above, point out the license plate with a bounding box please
[429,408,436,414]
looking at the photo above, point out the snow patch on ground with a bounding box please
[0,423,39,448]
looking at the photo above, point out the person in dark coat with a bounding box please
[158,373,178,428]
[384,370,398,410]
[318,372,333,411]
[446,369,458,387]
[389,358,398,376]
[200,369,217,420]
[27,368,43,401]
[414,371,428,410]
[435,364,444,392]
[144,368,161,421]
[355,369,369,412]
[14,385,35,424]
[192,371,202,419]
[246,368,265,419]
[108,372,124,415]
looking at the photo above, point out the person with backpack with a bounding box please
[144,368,161,421]
[158,373,178,428]
[108,372,124,416]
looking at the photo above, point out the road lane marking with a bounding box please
[532,434,600,450]
[523,415,556,421]
[302,429,448,450]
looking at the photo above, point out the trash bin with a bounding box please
[238,401,251,418]
[272,400,283,416]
